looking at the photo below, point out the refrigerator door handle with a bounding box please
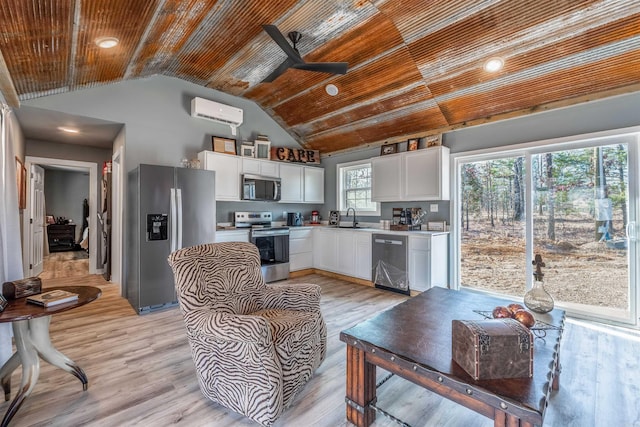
[176,188,183,249]
[170,188,177,252]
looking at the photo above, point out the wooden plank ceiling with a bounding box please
[0,0,638,153]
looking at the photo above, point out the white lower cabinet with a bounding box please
[289,228,313,271]
[313,229,372,280]
[215,230,250,243]
[313,228,337,272]
[354,232,372,280]
[311,228,446,287]
[336,231,356,275]
[408,234,448,291]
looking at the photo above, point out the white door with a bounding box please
[30,165,45,276]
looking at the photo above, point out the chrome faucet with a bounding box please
[346,207,358,228]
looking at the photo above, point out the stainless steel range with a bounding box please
[235,211,290,283]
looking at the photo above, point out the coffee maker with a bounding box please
[287,212,303,226]
[310,210,320,224]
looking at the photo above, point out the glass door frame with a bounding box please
[450,126,640,327]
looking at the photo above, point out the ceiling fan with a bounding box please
[261,24,348,83]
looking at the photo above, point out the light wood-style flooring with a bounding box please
[2,254,640,426]
[38,250,89,280]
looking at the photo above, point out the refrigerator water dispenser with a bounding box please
[147,214,168,241]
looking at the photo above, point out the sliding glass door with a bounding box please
[460,156,527,297]
[456,132,638,325]
[531,143,632,321]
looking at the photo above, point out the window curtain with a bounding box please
[0,104,24,364]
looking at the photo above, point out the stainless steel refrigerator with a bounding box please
[126,164,216,314]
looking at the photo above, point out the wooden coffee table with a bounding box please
[0,285,101,427]
[340,287,565,427]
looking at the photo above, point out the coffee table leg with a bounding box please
[1,320,40,427]
[29,316,88,390]
[0,352,20,401]
[345,344,376,427]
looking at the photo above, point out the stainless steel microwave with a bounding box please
[242,174,281,201]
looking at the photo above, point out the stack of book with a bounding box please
[27,289,79,307]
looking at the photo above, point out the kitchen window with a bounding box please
[336,160,380,215]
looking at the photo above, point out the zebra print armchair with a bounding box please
[167,242,326,426]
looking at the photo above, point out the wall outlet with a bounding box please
[430,204,439,213]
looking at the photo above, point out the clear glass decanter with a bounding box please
[524,254,554,313]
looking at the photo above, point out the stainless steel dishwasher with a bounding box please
[372,234,409,295]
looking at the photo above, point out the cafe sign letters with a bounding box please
[271,146,320,164]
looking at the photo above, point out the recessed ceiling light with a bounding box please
[484,57,504,72]
[95,37,119,49]
[325,84,339,96]
[58,126,79,134]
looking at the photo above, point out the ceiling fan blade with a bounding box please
[262,24,303,63]
[292,62,349,75]
[261,57,296,83]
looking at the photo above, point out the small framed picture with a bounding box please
[380,143,397,156]
[46,215,55,224]
[408,138,419,151]
[426,134,442,148]
[255,139,271,159]
[212,136,237,155]
[240,143,255,157]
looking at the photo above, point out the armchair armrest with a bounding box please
[182,308,273,345]
[261,283,321,312]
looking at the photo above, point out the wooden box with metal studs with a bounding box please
[452,318,534,381]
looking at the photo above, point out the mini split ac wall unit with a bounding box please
[190,97,243,136]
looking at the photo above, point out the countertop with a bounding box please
[216,224,449,237]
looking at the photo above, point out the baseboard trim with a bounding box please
[291,268,421,295]
[289,268,315,278]
[312,269,374,288]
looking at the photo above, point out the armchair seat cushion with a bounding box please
[251,308,323,357]
[251,308,326,406]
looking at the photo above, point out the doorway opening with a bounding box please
[23,157,99,279]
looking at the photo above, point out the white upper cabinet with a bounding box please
[198,151,241,201]
[280,163,324,204]
[371,153,402,202]
[242,158,279,177]
[303,166,324,203]
[198,151,324,204]
[372,146,449,202]
[403,146,449,201]
[279,163,304,203]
